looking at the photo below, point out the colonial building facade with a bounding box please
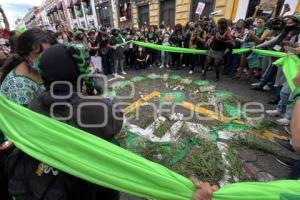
[24,0,300,30]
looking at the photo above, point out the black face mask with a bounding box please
[286,24,297,31]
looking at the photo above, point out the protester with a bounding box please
[203,18,232,81]
[109,29,127,76]
[1,3,300,200]
[0,28,56,200]
[6,44,123,200]
[135,46,149,70]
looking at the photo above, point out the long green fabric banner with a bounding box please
[1,95,300,199]
[132,41,287,57]
[132,41,299,91]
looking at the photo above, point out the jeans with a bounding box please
[259,64,277,87]
[161,51,170,66]
[114,58,125,74]
[277,83,292,119]
[161,42,170,66]
[102,55,112,75]
[225,54,240,77]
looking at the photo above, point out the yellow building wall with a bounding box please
[150,0,159,25]
[132,3,138,26]
[297,0,300,12]
[175,0,191,25]
[214,0,235,21]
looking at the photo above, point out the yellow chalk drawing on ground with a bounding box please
[123,91,288,141]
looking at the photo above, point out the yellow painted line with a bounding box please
[123,91,288,140]
[260,131,289,141]
[180,101,245,124]
[123,91,160,114]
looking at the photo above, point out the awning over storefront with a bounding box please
[67,0,74,8]
[73,0,81,5]
[57,2,64,10]
[53,5,58,12]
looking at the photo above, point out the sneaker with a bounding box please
[263,85,272,91]
[189,70,193,74]
[276,118,290,126]
[266,110,281,117]
[121,71,127,75]
[275,157,294,167]
[166,64,170,68]
[251,82,261,87]
[159,65,164,69]
[274,137,294,152]
[284,126,291,135]
[182,64,186,68]
[251,85,263,91]
[150,64,153,68]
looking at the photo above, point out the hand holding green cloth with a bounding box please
[133,41,209,54]
[274,55,300,92]
[0,95,194,200]
[213,180,300,200]
[1,94,300,200]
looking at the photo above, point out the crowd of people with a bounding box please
[0,3,300,200]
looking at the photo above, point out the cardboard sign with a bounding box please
[259,0,278,11]
[195,2,205,15]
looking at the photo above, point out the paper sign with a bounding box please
[120,16,127,22]
[259,0,278,11]
[195,2,205,15]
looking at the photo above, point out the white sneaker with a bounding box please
[166,64,170,68]
[182,64,186,68]
[159,65,164,69]
[276,118,290,126]
[113,73,118,77]
[263,85,272,91]
[251,82,261,87]
[266,110,281,117]
[189,70,193,74]
[121,71,127,75]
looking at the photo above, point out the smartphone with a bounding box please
[284,4,291,12]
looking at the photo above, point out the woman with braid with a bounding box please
[6,44,123,200]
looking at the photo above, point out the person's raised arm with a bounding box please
[271,4,277,19]
[291,70,300,153]
[0,6,10,30]
[251,5,260,20]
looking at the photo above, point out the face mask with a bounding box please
[286,24,297,31]
[58,39,64,44]
[32,58,41,74]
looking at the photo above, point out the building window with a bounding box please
[83,0,93,15]
[96,2,112,26]
[190,0,215,20]
[119,0,131,22]
[59,10,66,21]
[160,0,175,25]
[138,5,149,28]
[75,5,84,17]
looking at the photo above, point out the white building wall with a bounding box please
[281,0,298,16]
[234,0,250,21]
